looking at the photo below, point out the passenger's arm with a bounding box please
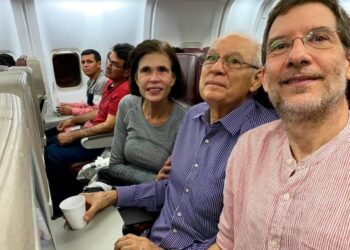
[82,190,117,222]
[58,102,99,116]
[117,179,169,212]
[56,104,73,115]
[71,104,98,116]
[57,113,115,145]
[155,156,171,181]
[82,179,169,221]
[56,109,98,131]
[70,109,98,125]
[115,234,163,250]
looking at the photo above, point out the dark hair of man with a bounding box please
[0,53,15,66]
[261,0,350,65]
[128,39,186,99]
[112,43,135,69]
[81,49,101,62]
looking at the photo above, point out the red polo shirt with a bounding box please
[92,79,129,126]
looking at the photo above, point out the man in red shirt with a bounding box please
[45,43,134,219]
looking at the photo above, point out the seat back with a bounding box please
[27,57,47,107]
[15,55,47,110]
[0,93,39,249]
[0,71,50,210]
[8,66,46,144]
[177,53,203,105]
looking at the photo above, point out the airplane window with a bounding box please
[52,52,81,88]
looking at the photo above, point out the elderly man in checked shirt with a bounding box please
[210,0,350,249]
[81,33,278,250]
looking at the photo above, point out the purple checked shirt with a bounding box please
[116,98,278,249]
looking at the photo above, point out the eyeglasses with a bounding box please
[201,53,259,70]
[267,28,340,56]
[106,56,124,69]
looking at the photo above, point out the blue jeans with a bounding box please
[44,134,103,216]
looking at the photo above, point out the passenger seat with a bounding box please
[177,53,203,105]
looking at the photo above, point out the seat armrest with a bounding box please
[118,207,159,236]
[81,133,114,149]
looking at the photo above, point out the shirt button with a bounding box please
[185,188,189,193]
[283,193,290,201]
[204,139,209,144]
[270,239,279,248]
[286,158,293,165]
[194,163,199,168]
[172,228,177,233]
[177,212,182,217]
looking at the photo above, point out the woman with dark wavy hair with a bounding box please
[87,39,188,187]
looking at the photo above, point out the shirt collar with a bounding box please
[192,98,256,136]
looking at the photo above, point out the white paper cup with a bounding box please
[59,195,87,230]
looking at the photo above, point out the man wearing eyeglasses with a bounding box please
[45,43,134,219]
[210,0,350,249]
[81,34,277,250]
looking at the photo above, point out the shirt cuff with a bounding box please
[115,185,136,207]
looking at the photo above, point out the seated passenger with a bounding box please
[81,33,278,249]
[88,39,189,188]
[211,1,350,249]
[56,49,108,117]
[45,43,134,219]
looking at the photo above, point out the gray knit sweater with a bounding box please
[108,94,189,184]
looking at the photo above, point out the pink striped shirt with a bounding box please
[217,117,350,249]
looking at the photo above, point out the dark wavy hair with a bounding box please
[128,39,186,99]
[261,0,350,65]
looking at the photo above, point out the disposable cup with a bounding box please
[59,195,87,230]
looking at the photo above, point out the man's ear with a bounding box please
[124,69,130,79]
[346,50,350,80]
[249,69,262,93]
[97,61,101,68]
[261,67,269,92]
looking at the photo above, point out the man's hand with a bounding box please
[57,132,77,145]
[57,118,75,132]
[81,191,117,222]
[56,105,73,115]
[155,156,171,181]
[208,243,221,250]
[115,234,162,250]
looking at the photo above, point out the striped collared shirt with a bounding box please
[217,116,350,249]
[117,98,278,249]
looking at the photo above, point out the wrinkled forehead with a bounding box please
[268,3,337,40]
[210,35,257,60]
